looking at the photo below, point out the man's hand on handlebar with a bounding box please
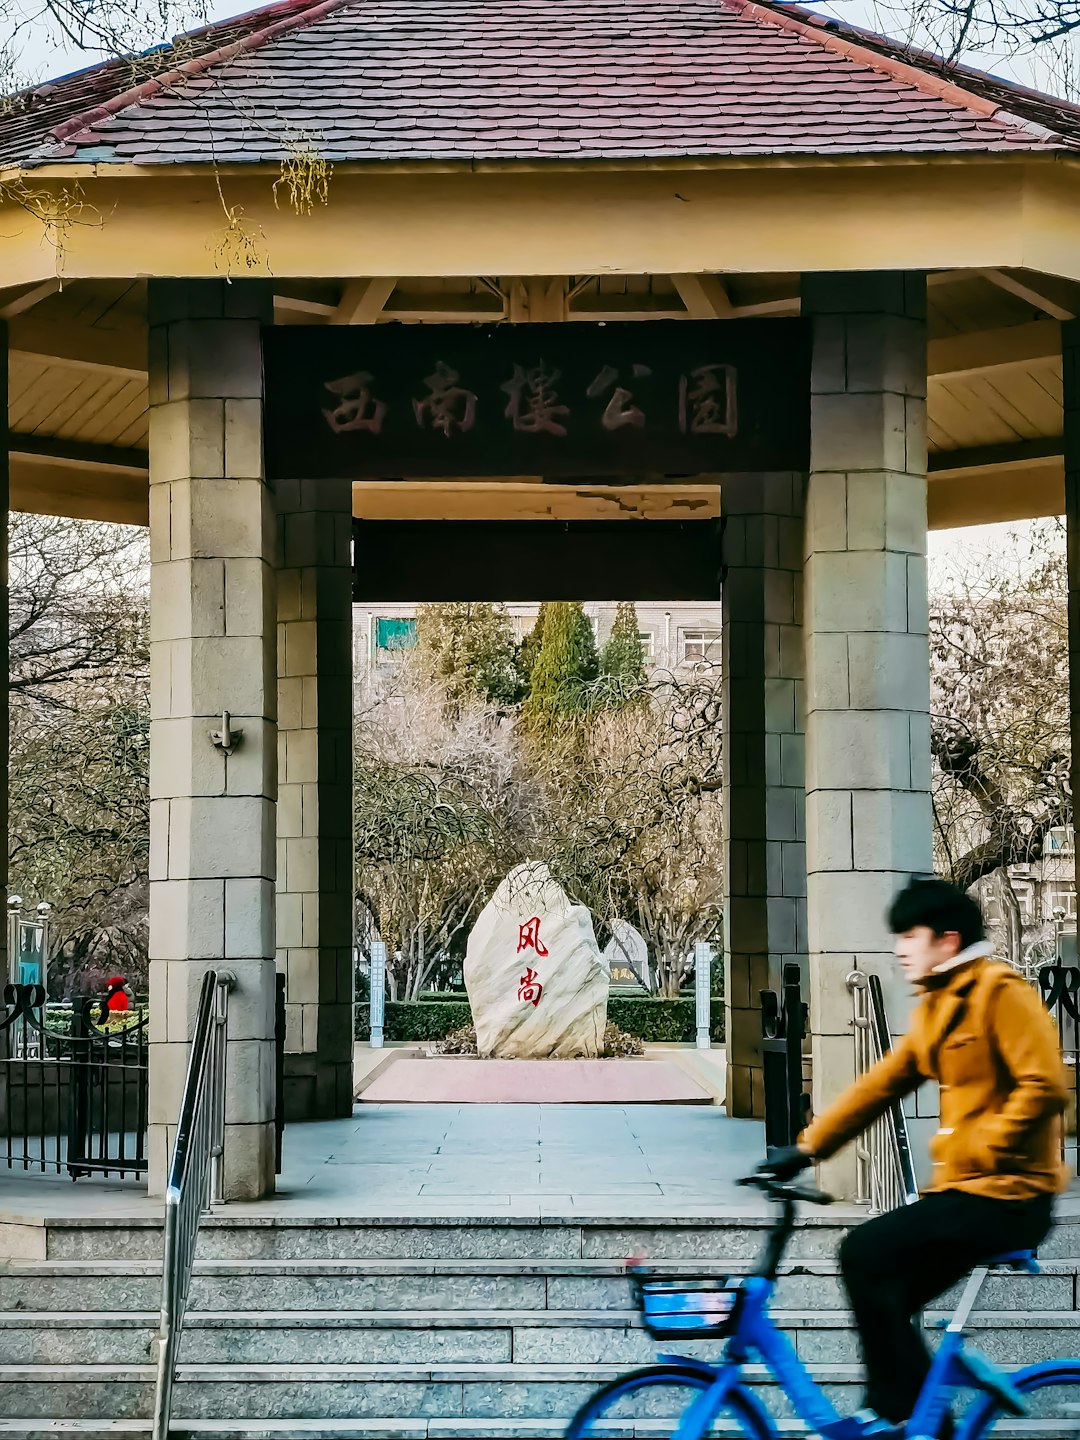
[756,1144,813,1181]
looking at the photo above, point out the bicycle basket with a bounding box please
[632,1274,745,1340]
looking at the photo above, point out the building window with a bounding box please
[1046,885,1077,922]
[637,631,656,660]
[681,628,722,664]
[374,617,417,659]
[1047,826,1075,855]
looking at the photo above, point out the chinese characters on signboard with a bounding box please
[263,321,809,479]
[323,358,736,444]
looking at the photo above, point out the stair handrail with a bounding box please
[847,969,919,1213]
[152,968,234,1440]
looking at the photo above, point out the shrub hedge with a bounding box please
[609,997,725,1043]
[355,996,724,1043]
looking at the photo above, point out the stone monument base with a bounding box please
[357,1056,713,1104]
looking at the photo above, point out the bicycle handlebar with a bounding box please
[737,1173,835,1206]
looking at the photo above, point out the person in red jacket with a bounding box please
[104,976,130,1012]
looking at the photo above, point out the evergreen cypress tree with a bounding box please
[600,602,647,687]
[522,602,599,733]
[516,601,549,692]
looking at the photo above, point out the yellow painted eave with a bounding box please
[2,152,1080,286]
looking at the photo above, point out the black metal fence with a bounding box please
[1037,962,1080,1174]
[0,984,149,1180]
[760,962,809,1149]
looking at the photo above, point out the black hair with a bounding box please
[887,876,985,951]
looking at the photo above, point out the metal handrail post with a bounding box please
[846,970,919,1213]
[152,969,235,1440]
[209,970,234,1206]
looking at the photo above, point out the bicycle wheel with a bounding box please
[565,1362,775,1440]
[962,1360,1080,1440]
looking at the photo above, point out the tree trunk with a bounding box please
[997,870,1023,969]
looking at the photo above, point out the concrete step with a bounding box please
[0,1362,868,1421]
[0,1258,1072,1315]
[0,1308,850,1366]
[0,1423,1067,1440]
[24,1216,862,1264]
[9,1357,1080,1424]
[8,1307,1080,1369]
[37,1212,1080,1265]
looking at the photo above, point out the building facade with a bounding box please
[352,602,724,679]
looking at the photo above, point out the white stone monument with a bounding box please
[464,863,608,1059]
[603,920,650,989]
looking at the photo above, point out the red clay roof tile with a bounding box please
[1,0,1078,168]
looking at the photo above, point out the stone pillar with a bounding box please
[722,474,807,1119]
[1063,323,1080,914]
[802,273,933,1190]
[147,279,277,1201]
[276,478,355,1121]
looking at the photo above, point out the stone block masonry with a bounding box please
[802,272,933,1193]
[146,279,278,1200]
[722,471,807,1120]
[276,476,355,1120]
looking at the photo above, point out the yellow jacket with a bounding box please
[802,957,1069,1199]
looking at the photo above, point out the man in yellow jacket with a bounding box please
[761,876,1068,1431]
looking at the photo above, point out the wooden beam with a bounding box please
[383,291,505,321]
[9,316,145,379]
[979,268,1076,322]
[0,280,61,321]
[671,274,734,318]
[6,164,1080,289]
[507,278,567,323]
[330,277,398,325]
[572,289,797,321]
[929,435,1063,476]
[274,292,336,318]
[928,461,1064,529]
[10,455,149,526]
[730,295,799,318]
[352,480,720,522]
[569,294,688,320]
[532,278,568,323]
[9,432,148,472]
[928,319,1059,381]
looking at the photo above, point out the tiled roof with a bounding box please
[3,0,1080,168]
[0,0,312,166]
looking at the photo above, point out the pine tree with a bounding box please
[521,602,599,734]
[413,603,521,707]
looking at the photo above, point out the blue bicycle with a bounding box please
[566,1174,1080,1440]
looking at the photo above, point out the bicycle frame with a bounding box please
[661,1273,847,1440]
[651,1189,1031,1440]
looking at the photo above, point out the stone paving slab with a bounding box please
[0,1105,767,1220]
[2,1101,1078,1224]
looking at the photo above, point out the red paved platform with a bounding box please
[358,1056,713,1104]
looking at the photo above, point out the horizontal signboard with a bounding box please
[264,320,809,479]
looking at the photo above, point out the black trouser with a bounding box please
[839,1188,1053,1424]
